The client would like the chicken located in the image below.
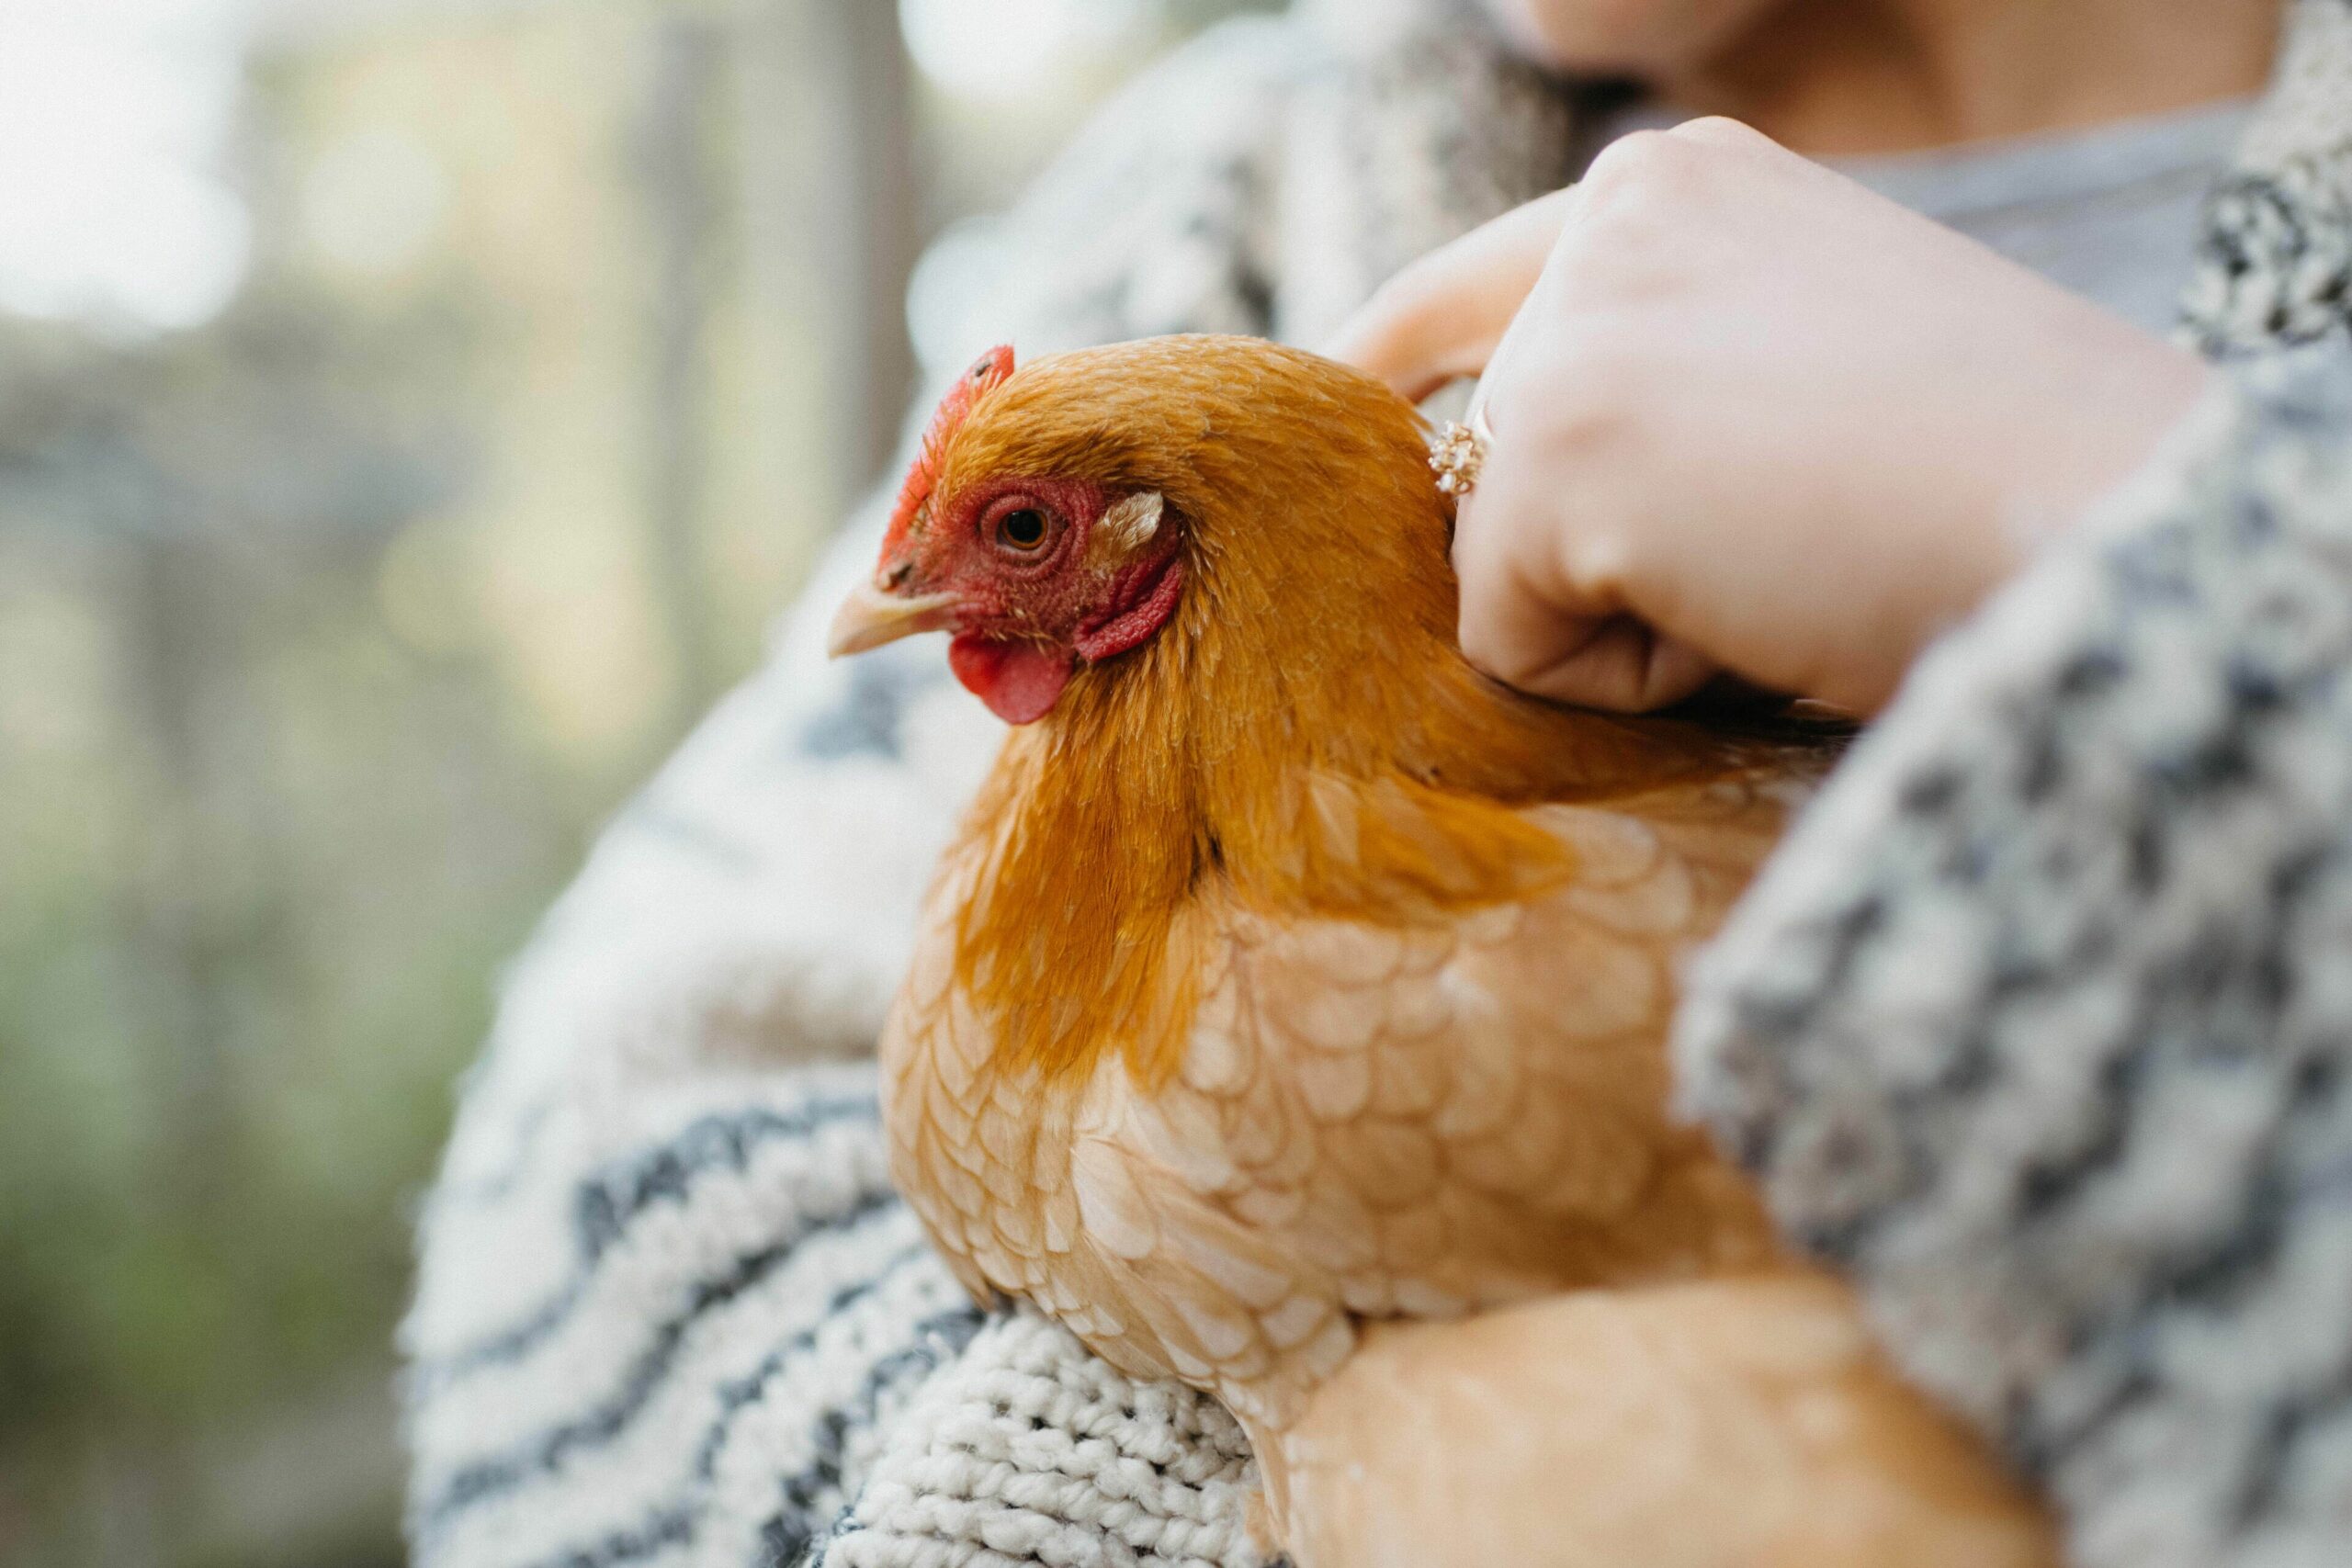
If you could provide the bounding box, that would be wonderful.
[828,334,2049,1563]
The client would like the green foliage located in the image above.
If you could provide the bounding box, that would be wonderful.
[0,295,596,1562]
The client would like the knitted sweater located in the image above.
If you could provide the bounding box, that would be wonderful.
[401,4,2352,1566]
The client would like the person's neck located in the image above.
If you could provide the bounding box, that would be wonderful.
[1661,0,2278,155]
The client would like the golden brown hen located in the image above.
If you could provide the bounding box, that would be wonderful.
[829,334,2048,1564]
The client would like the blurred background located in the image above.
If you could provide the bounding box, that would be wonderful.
[0,2,1272,1563]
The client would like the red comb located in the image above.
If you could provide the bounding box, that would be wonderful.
[883,344,1015,558]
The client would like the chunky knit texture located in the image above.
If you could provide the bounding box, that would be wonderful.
[404,5,2352,1566]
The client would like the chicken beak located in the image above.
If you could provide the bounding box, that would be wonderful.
[826,581,961,658]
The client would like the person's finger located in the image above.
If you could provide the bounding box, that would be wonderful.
[1450,442,1608,694]
[1512,620,1719,712]
[1451,402,1718,713]
[1325,186,1578,400]
[1459,574,1718,711]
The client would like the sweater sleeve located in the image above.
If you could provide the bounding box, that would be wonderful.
[1677,344,2352,1568]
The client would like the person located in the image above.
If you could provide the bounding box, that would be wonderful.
[400,2,2352,1565]
[1333,1,2260,717]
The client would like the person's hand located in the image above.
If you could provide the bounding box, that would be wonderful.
[1329,118,2211,715]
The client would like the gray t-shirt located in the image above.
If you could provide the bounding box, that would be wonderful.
[1832,97,2254,335]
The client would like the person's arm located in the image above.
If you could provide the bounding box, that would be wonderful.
[1331,117,2210,715]
[1679,344,2352,1568]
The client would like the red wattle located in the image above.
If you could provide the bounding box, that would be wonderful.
[1072,556,1185,663]
[948,634,1076,725]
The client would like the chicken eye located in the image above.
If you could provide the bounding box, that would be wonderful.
[997,508,1048,551]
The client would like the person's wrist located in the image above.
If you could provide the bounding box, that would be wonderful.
[1815,333,2201,719]
[1846,330,2211,716]
[2002,327,2213,558]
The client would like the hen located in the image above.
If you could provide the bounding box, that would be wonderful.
[830,335,2048,1563]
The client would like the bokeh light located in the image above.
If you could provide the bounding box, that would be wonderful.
[300,127,451,279]
[897,0,1152,100]
[0,0,251,332]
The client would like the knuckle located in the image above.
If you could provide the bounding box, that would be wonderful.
[1564,133,1708,268]
[1514,352,1639,457]
[1669,115,1766,151]
[1453,613,1508,677]
[1579,128,1690,206]
[1560,522,1642,602]
[1455,611,1544,692]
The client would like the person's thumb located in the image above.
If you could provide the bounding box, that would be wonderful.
[1325,186,1577,401]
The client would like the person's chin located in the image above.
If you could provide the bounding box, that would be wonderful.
[1474,0,1602,72]
[1471,0,1761,79]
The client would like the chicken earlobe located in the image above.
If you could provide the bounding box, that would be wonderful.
[1085,490,1164,566]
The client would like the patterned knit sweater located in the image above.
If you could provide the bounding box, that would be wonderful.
[401,4,2352,1566]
